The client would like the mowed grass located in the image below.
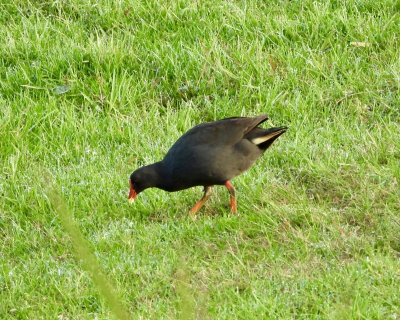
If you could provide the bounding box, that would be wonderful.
[1,0,400,318]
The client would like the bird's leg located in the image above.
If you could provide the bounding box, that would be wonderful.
[224,181,237,214]
[189,186,212,215]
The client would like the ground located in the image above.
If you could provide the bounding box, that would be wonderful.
[1,0,400,319]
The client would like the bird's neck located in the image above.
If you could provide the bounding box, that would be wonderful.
[150,161,174,191]
[145,161,166,189]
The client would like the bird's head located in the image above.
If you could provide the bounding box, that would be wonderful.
[128,165,160,204]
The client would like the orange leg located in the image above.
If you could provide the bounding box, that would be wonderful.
[189,186,212,215]
[224,181,237,214]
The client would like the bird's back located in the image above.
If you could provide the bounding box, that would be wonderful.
[158,115,270,191]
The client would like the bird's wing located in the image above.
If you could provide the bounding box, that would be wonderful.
[169,114,270,148]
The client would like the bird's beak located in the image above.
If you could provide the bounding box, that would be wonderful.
[128,180,137,204]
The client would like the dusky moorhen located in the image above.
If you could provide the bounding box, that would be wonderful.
[129,114,287,214]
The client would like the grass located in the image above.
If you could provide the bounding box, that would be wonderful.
[1,0,400,318]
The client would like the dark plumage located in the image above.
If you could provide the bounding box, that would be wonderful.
[129,114,287,214]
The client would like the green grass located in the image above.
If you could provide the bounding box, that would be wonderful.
[1,0,400,318]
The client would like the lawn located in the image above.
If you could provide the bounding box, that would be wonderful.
[1,0,400,319]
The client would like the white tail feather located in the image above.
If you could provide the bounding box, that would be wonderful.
[251,131,284,145]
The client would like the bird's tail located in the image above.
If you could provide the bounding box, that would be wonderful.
[247,126,288,150]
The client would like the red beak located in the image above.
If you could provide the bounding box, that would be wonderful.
[128,180,137,204]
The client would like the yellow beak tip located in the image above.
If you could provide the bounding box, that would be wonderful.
[128,198,135,204]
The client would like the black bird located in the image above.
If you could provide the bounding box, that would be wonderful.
[129,114,287,214]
